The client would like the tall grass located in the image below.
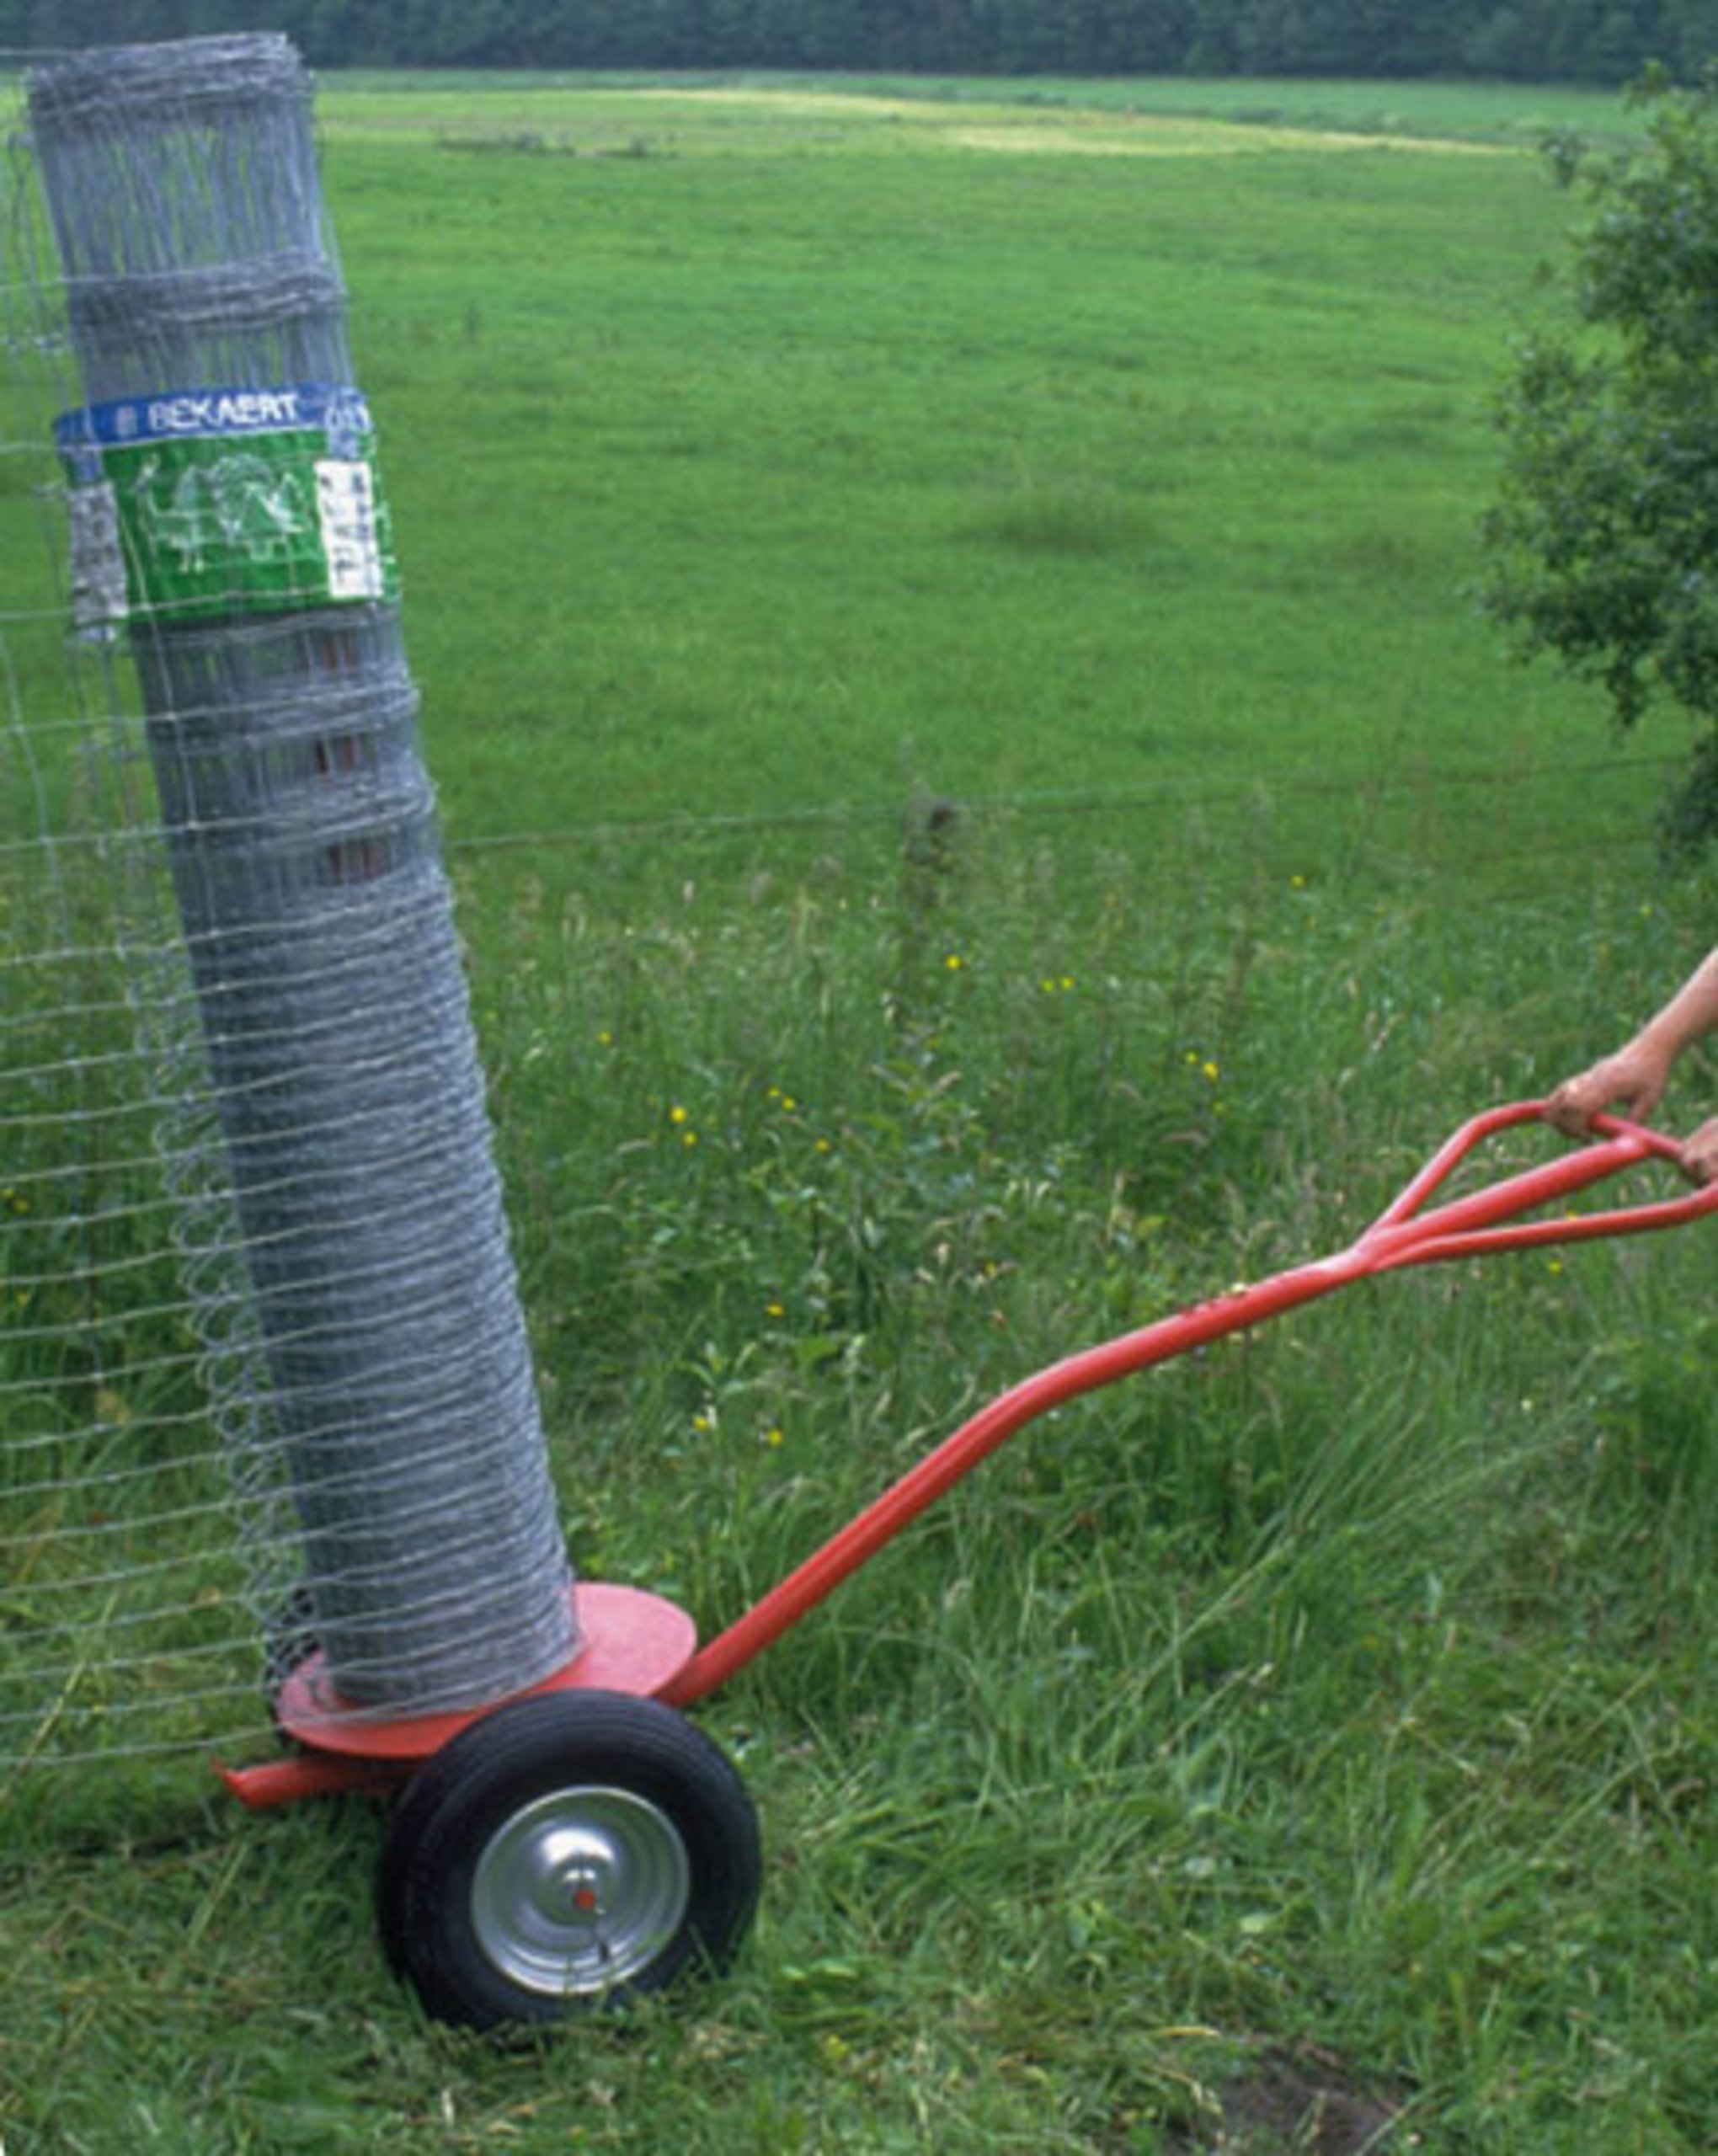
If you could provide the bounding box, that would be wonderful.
[6,806,1717,2148]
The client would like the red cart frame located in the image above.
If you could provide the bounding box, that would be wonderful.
[217,1103,1718,2028]
[226,1101,1718,1809]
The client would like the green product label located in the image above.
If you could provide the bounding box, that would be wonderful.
[56,386,399,627]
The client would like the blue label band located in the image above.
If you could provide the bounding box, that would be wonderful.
[56,384,376,472]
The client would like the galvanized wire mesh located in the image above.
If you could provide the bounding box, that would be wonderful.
[2,33,576,1769]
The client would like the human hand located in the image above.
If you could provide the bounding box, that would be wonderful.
[1678,1117,1718,1185]
[1542,1043,1673,1136]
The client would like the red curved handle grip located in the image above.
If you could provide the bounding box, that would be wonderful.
[1360,1100,1718,1271]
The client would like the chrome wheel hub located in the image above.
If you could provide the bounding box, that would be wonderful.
[471,1785,691,1996]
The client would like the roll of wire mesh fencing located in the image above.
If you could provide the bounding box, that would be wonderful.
[26,34,579,1716]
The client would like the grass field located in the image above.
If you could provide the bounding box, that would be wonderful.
[312,76,1657,853]
[5,72,1718,2156]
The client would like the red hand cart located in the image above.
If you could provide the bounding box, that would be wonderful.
[220,1103,1718,2028]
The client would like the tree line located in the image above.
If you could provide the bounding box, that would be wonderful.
[7,0,1715,85]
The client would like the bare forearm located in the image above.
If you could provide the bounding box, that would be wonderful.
[1631,947,1718,1063]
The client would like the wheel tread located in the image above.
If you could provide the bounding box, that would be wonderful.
[376,1691,760,2029]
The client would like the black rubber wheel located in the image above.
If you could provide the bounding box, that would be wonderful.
[376,1691,762,2030]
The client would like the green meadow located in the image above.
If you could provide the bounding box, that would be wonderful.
[5,75,1718,2154]
[323,79,1639,844]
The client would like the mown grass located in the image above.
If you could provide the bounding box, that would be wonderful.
[4,71,1717,2156]
[312,74,1665,861]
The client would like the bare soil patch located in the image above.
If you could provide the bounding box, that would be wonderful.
[1169,2045,1406,2154]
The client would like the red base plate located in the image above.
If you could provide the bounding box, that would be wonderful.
[221,1582,696,1809]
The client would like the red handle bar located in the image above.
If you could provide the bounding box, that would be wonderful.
[663,1102,1718,1707]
